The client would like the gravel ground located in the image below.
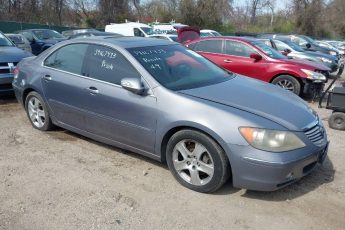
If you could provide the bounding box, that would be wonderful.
[0,89,345,230]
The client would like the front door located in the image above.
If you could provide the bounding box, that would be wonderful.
[82,44,157,154]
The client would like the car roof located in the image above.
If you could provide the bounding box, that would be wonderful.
[192,36,258,43]
[70,36,175,48]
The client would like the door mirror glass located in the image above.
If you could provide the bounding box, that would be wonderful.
[250,53,262,61]
[305,43,311,49]
[121,78,146,95]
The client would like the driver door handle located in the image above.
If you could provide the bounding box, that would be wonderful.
[86,86,99,95]
[43,74,52,81]
[224,59,232,63]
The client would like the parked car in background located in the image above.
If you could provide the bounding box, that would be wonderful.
[185,36,330,96]
[148,34,178,42]
[61,29,99,39]
[12,37,329,192]
[258,34,340,58]
[316,40,345,58]
[260,38,338,73]
[105,22,153,37]
[69,31,120,39]
[16,29,66,55]
[0,31,32,94]
[5,33,32,53]
[200,29,222,37]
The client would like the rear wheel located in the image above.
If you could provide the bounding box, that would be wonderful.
[328,112,345,130]
[166,129,230,193]
[272,75,301,95]
[25,91,54,131]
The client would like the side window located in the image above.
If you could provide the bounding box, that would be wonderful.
[44,44,88,75]
[186,43,197,50]
[194,40,223,53]
[85,45,141,85]
[134,28,144,37]
[274,40,289,51]
[22,32,34,42]
[224,40,256,57]
[262,40,272,47]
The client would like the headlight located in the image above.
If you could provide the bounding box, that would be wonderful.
[330,51,337,56]
[301,69,326,81]
[318,57,332,63]
[239,127,306,152]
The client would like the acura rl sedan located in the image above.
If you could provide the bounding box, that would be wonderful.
[12,37,329,193]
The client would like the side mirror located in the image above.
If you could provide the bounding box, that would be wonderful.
[306,43,311,49]
[121,78,146,95]
[250,53,262,61]
[284,48,291,53]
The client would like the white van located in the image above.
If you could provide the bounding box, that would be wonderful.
[105,22,153,37]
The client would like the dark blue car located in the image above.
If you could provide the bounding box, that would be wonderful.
[16,29,66,55]
[0,31,32,94]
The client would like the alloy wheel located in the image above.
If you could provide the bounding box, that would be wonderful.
[276,79,295,91]
[172,140,214,186]
[27,97,46,128]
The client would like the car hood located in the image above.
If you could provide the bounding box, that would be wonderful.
[283,58,331,71]
[179,76,317,131]
[305,51,337,61]
[38,38,66,44]
[0,46,33,62]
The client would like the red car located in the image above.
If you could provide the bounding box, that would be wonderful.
[184,36,331,96]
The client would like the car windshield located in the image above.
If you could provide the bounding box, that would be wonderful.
[0,33,14,46]
[251,41,287,59]
[127,45,233,91]
[32,30,65,40]
[280,40,305,52]
[7,35,25,44]
[141,27,154,35]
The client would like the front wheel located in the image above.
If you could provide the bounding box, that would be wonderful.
[166,130,230,193]
[271,75,301,95]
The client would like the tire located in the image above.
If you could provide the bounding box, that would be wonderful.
[25,91,54,131]
[271,75,301,95]
[328,112,345,130]
[166,129,231,193]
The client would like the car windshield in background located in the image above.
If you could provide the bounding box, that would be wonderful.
[251,41,288,59]
[283,40,305,52]
[0,33,14,46]
[7,35,25,44]
[32,30,65,40]
[127,45,233,91]
[141,27,154,35]
[170,36,178,42]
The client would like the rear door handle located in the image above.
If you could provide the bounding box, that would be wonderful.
[86,86,99,95]
[43,74,52,81]
[224,59,232,63]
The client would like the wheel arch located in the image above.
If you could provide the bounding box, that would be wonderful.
[159,124,231,167]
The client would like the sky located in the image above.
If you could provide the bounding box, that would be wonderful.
[233,0,290,11]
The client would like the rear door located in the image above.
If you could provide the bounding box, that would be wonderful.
[190,39,227,67]
[82,44,157,154]
[41,43,89,129]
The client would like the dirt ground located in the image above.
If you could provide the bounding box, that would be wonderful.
[0,92,344,230]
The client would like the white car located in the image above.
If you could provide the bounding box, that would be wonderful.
[148,34,178,42]
[105,22,153,37]
[200,29,221,37]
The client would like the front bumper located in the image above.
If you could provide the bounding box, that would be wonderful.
[226,139,328,191]
[0,73,14,94]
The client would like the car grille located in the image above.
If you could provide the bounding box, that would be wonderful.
[0,62,18,74]
[304,124,325,147]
